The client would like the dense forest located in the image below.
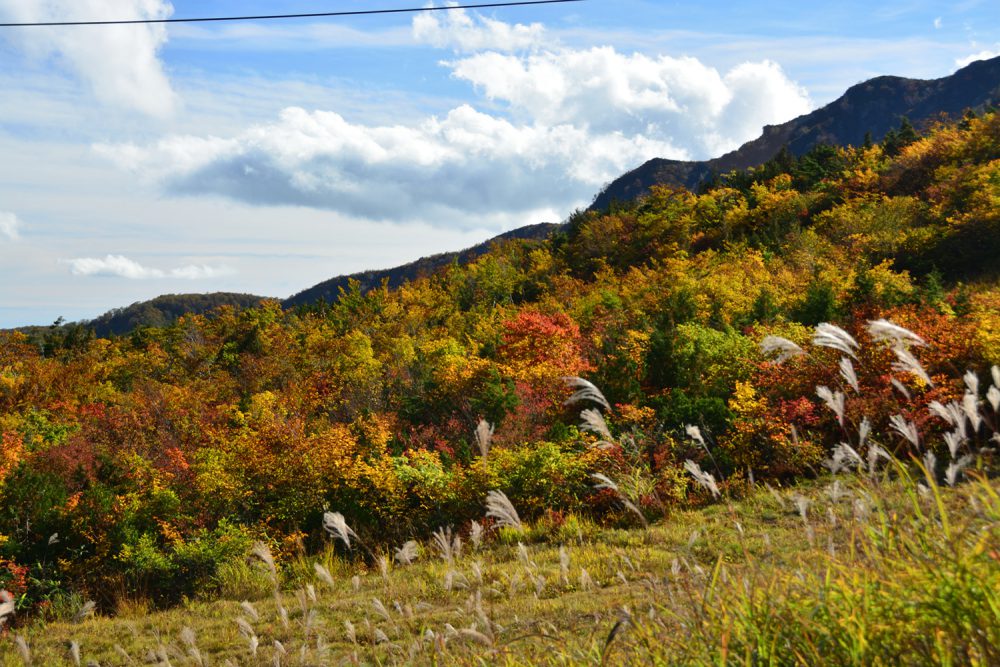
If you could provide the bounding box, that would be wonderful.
[1,111,999,614]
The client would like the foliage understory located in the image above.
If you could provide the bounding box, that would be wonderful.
[2,469,998,666]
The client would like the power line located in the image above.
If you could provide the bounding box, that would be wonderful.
[0,0,584,27]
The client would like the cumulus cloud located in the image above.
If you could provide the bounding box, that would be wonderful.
[0,0,177,116]
[97,105,682,227]
[956,47,1000,68]
[96,14,811,228]
[412,4,546,52]
[65,254,233,279]
[0,211,22,240]
[449,48,811,156]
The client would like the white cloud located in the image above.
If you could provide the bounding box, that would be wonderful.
[412,5,546,52]
[96,18,811,228]
[65,254,233,280]
[449,48,811,156]
[934,17,942,29]
[956,46,1000,68]
[0,0,177,117]
[0,212,22,240]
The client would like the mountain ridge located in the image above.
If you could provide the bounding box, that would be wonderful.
[590,55,1000,210]
[16,56,1000,336]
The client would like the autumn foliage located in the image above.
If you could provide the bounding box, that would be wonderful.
[2,112,1000,612]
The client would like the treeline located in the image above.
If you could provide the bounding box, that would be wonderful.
[1,111,998,611]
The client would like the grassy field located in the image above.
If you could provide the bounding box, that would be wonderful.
[2,466,998,666]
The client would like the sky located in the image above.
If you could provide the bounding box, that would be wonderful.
[0,0,999,328]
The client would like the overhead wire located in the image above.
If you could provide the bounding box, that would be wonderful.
[0,0,584,27]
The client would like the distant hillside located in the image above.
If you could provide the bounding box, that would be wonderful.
[590,55,1000,210]
[283,222,559,308]
[87,292,270,337]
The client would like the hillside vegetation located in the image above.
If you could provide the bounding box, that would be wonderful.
[1,112,999,653]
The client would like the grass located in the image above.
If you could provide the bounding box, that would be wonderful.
[3,466,997,666]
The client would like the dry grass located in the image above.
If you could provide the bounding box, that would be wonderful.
[4,468,997,666]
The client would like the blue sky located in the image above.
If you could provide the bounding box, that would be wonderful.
[0,0,998,328]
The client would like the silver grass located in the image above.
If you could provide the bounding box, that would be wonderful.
[248,633,259,657]
[273,640,286,656]
[459,628,493,646]
[929,400,964,428]
[859,417,871,448]
[313,562,335,588]
[946,455,974,487]
[839,357,860,393]
[824,442,862,474]
[791,494,810,522]
[74,600,96,622]
[372,598,391,622]
[579,568,594,591]
[853,497,870,522]
[374,628,391,644]
[533,573,546,597]
[592,472,620,493]
[485,490,522,531]
[16,635,31,666]
[760,335,804,363]
[113,645,132,664]
[0,592,14,627]
[474,420,494,459]
[580,408,613,442]
[993,365,1000,389]
[943,429,964,460]
[964,370,980,396]
[236,616,254,637]
[322,512,357,549]
[517,541,530,566]
[394,540,419,566]
[469,520,483,549]
[48,533,59,545]
[351,575,361,592]
[251,543,278,584]
[306,583,316,603]
[377,555,389,581]
[813,323,859,358]
[70,641,81,667]
[962,392,983,433]
[432,526,460,563]
[867,318,925,347]
[816,386,846,426]
[889,414,920,448]
[683,459,720,498]
[344,620,357,644]
[240,600,259,622]
[867,444,891,475]
[891,346,933,386]
[559,546,570,586]
[988,385,1000,412]
[561,376,611,411]
[592,473,648,526]
[923,450,937,477]
[891,377,912,400]
[181,627,203,667]
[685,424,706,449]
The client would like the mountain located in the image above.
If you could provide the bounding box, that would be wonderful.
[590,55,1000,211]
[282,222,559,308]
[87,292,270,337]
[21,58,1000,337]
